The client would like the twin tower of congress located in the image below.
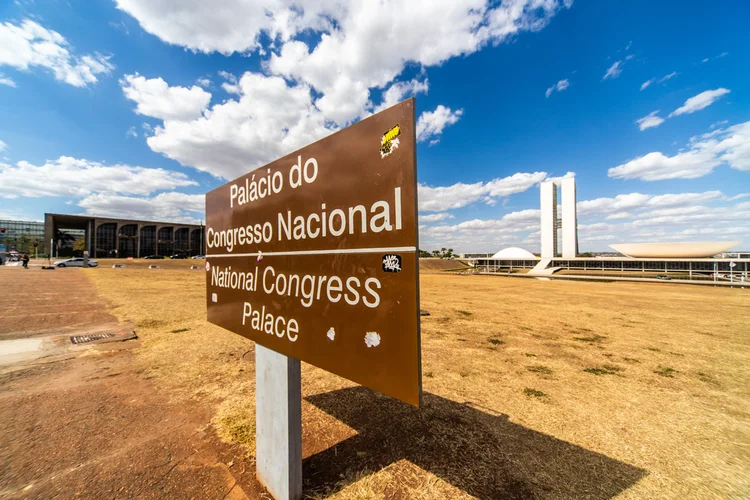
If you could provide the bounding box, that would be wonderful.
[540,177,579,260]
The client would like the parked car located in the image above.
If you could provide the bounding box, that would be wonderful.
[144,255,164,259]
[655,274,671,280]
[191,255,205,259]
[54,258,99,268]
[170,253,188,259]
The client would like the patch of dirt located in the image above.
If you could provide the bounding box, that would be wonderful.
[0,268,116,339]
[0,345,258,499]
[0,266,266,499]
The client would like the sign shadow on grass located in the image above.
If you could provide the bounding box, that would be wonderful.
[303,387,647,499]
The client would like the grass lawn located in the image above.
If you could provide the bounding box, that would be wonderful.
[84,268,750,499]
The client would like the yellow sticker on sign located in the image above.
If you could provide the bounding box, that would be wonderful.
[380,125,401,158]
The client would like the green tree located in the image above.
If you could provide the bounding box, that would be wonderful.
[73,238,86,253]
[8,235,32,254]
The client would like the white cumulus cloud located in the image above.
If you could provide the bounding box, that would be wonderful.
[609,151,721,181]
[115,0,570,123]
[635,110,665,131]
[121,73,212,121]
[0,72,16,87]
[0,156,196,198]
[609,120,750,181]
[670,88,730,117]
[266,0,569,124]
[0,19,114,87]
[416,105,463,143]
[114,0,340,55]
[146,72,336,179]
[115,1,569,174]
[78,192,205,223]
[418,213,454,223]
[418,180,750,253]
[419,171,548,212]
[374,78,429,113]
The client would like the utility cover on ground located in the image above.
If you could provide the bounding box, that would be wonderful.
[205,99,421,406]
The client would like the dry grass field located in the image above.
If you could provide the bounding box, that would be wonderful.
[95,257,206,269]
[418,258,472,273]
[83,268,750,499]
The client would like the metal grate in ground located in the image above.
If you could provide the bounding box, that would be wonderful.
[70,333,116,344]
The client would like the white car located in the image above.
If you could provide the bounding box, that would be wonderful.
[54,257,99,268]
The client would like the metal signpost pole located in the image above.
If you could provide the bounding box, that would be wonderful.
[205,99,421,500]
[255,345,302,500]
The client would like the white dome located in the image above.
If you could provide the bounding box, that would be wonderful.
[491,247,538,259]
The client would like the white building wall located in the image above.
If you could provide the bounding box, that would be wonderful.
[540,181,557,259]
[561,177,578,258]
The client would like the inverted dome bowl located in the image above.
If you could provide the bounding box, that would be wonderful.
[609,242,740,258]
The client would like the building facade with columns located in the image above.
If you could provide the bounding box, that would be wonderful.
[44,213,205,259]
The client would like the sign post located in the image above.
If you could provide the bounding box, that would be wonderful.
[205,99,420,500]
[255,345,302,500]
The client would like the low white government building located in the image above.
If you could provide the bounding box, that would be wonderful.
[470,178,749,283]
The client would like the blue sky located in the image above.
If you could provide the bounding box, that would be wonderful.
[1,0,748,253]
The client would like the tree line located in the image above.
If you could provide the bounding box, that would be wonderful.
[419,248,456,259]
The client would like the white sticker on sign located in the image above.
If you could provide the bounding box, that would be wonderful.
[212,293,218,303]
[364,332,380,348]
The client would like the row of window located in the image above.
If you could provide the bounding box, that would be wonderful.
[94,224,204,257]
[551,260,747,272]
[473,259,749,273]
[0,221,45,239]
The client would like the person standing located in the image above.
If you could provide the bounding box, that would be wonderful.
[22,253,29,269]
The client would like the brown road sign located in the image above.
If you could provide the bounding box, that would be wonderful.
[205,99,421,406]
